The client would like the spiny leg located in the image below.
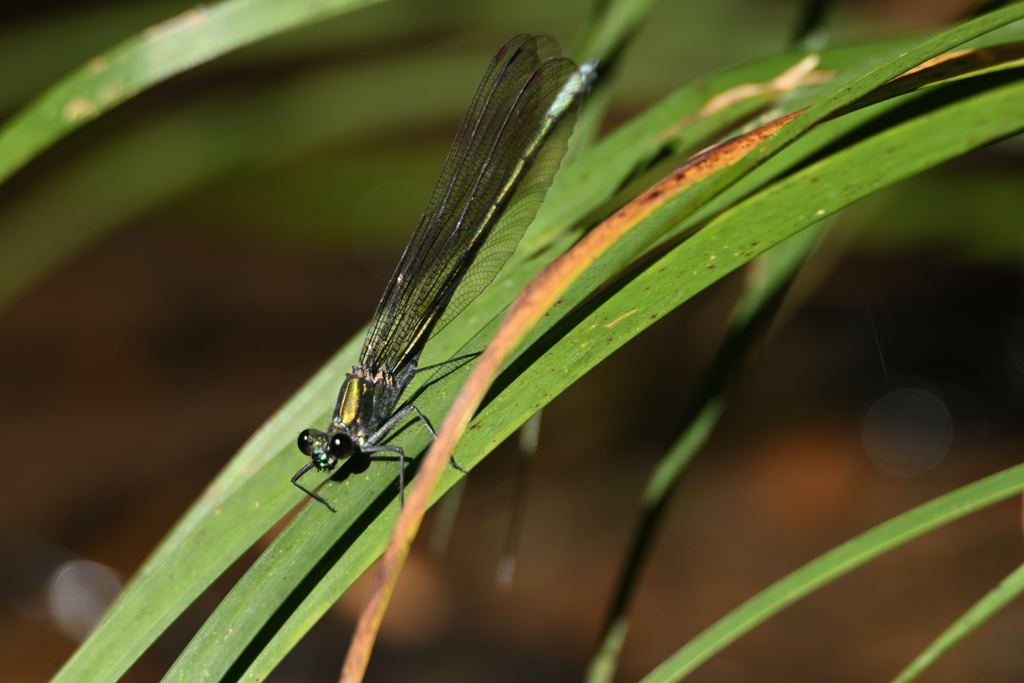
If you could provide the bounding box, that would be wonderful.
[412,353,479,470]
[375,403,436,439]
[291,462,337,512]
[367,405,468,505]
[374,404,468,475]
[414,351,482,375]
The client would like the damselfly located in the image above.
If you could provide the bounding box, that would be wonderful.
[294,35,597,511]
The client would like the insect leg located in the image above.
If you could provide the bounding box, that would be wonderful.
[371,403,434,439]
[414,351,482,375]
[368,404,468,500]
[362,442,406,507]
[394,405,468,475]
[291,462,337,512]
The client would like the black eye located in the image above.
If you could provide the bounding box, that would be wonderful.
[297,430,316,456]
[328,433,353,457]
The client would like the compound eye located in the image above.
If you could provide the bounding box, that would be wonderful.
[297,430,316,455]
[298,429,327,457]
[328,433,353,458]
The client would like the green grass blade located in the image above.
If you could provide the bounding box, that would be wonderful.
[223,46,1024,683]
[569,70,1024,683]
[586,223,830,683]
[0,0,385,188]
[159,357,475,683]
[517,6,1024,367]
[160,6,674,678]
[49,335,366,683]
[0,1,193,113]
[585,397,727,683]
[47,35,742,683]
[0,26,960,314]
[54,12,1024,679]
[0,51,492,308]
[640,465,1024,683]
[471,61,1024,683]
[667,3,1024,239]
[891,561,1024,683]
[513,73,1024,478]
[568,0,663,154]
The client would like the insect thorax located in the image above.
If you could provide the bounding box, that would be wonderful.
[331,366,404,446]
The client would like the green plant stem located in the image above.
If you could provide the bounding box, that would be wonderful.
[496,410,543,589]
[0,0,384,188]
[891,560,1024,683]
[640,465,1024,683]
[585,224,826,683]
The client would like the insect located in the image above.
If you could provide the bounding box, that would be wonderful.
[293,34,597,511]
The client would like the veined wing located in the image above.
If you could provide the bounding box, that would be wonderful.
[360,34,595,372]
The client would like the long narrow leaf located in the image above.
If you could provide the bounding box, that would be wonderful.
[54,10,1024,679]
[224,32,1024,683]
[0,0,384,187]
[146,42,849,683]
[341,6,1024,679]
[891,561,1024,683]
[641,465,1024,683]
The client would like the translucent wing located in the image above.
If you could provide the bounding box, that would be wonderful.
[360,34,593,372]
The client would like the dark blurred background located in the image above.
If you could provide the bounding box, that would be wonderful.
[1,0,1023,681]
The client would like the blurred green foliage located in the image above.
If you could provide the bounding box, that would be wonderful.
[0,0,914,309]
